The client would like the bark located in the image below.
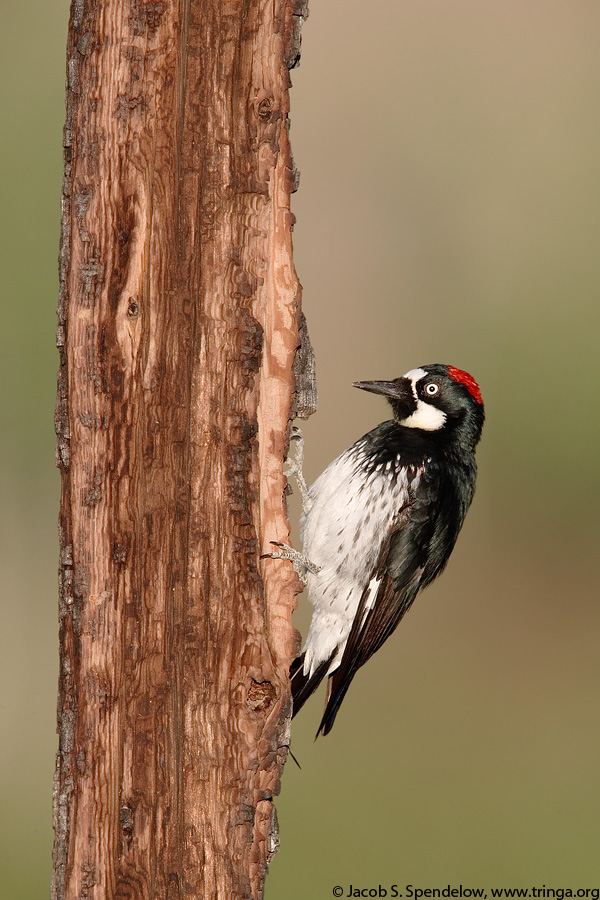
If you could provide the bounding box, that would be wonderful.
[53,1,312,898]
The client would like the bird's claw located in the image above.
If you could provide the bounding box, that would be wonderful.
[261,541,321,586]
[285,426,311,512]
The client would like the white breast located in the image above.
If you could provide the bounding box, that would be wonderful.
[300,443,417,677]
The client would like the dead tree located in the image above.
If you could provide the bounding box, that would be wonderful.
[53,2,314,898]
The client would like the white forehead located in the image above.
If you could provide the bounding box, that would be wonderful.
[404,367,427,384]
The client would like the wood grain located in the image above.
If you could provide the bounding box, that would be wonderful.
[53,1,311,897]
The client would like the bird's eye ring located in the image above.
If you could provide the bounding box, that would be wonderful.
[425,383,439,396]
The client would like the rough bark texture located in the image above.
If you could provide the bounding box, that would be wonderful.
[53,1,312,898]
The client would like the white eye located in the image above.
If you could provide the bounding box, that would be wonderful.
[425,382,439,396]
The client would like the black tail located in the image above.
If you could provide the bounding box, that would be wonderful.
[316,665,358,737]
[290,653,329,718]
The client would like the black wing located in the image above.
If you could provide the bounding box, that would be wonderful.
[317,477,444,736]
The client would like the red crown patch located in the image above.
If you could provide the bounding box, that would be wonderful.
[447,366,483,405]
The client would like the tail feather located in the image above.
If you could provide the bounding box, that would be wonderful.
[290,653,329,718]
[316,665,358,737]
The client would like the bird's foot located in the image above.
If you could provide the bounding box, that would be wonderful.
[285,426,311,514]
[261,541,321,586]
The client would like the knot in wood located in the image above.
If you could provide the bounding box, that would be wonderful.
[119,804,134,835]
[257,98,274,121]
[126,298,139,318]
[247,679,276,712]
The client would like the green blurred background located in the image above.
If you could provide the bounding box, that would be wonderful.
[2,1,599,896]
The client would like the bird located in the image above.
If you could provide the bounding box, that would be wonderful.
[283,363,484,737]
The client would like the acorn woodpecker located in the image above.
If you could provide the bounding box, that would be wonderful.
[287,364,484,736]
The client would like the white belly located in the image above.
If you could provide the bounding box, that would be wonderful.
[300,445,412,676]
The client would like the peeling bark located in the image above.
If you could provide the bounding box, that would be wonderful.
[53,1,314,898]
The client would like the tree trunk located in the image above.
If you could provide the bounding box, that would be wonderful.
[53,1,313,898]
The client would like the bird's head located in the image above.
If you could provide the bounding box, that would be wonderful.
[353,364,485,450]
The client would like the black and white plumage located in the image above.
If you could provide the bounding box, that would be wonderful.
[290,364,485,736]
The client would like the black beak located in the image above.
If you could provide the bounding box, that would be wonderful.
[353,380,404,399]
[352,378,416,420]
